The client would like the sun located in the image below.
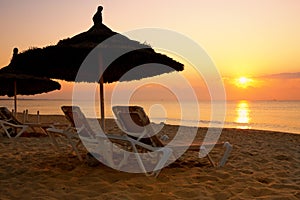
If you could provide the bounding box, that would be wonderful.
[235,76,253,88]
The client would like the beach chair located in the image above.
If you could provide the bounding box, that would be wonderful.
[0,120,29,138]
[112,105,232,167]
[46,106,172,177]
[46,106,96,161]
[0,107,29,137]
[0,107,56,138]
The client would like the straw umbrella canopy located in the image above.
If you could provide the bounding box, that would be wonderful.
[4,6,184,128]
[0,66,61,114]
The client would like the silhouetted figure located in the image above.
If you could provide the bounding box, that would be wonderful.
[11,48,18,64]
[93,6,103,25]
[13,48,18,56]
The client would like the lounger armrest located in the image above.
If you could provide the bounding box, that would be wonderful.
[0,120,28,129]
[46,127,64,134]
[24,122,70,128]
[46,126,78,138]
[218,142,233,167]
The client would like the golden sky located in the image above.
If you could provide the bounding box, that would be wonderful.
[1,0,300,100]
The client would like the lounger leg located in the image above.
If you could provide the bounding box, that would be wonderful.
[0,122,11,138]
[29,126,38,133]
[116,148,130,170]
[199,146,216,167]
[104,140,115,168]
[39,127,49,136]
[130,142,148,174]
[66,136,83,161]
[47,132,61,151]
[14,126,28,138]
[151,148,172,177]
[206,153,216,167]
[95,139,116,168]
[137,147,172,178]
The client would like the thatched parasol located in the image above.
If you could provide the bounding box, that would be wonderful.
[0,65,61,114]
[4,6,184,129]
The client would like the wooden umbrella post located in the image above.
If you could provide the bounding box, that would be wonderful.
[99,78,105,131]
[14,80,17,115]
[99,54,105,131]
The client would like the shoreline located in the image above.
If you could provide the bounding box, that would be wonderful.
[17,113,300,136]
[1,114,299,199]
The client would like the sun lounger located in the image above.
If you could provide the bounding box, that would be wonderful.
[112,105,232,167]
[0,107,28,137]
[46,106,173,177]
[0,120,29,138]
[0,107,58,138]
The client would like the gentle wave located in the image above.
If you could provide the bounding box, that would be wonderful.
[152,117,300,134]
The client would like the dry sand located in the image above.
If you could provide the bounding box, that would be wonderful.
[0,114,299,199]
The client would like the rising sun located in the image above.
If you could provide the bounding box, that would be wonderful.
[235,76,253,88]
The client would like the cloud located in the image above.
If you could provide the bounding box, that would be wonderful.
[258,72,300,79]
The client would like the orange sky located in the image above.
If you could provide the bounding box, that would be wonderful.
[1,0,300,100]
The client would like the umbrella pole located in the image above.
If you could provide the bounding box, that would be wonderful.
[99,79,105,131]
[99,54,105,131]
[14,80,17,115]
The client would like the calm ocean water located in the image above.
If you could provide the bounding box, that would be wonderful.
[1,99,300,134]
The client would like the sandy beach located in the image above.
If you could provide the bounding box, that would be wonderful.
[0,114,299,200]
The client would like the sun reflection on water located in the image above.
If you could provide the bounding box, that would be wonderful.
[235,100,251,129]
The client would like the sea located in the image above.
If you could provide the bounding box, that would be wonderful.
[1,99,300,134]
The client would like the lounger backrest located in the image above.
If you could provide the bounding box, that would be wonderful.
[113,106,164,147]
[0,107,22,125]
[61,106,96,138]
[112,106,149,131]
